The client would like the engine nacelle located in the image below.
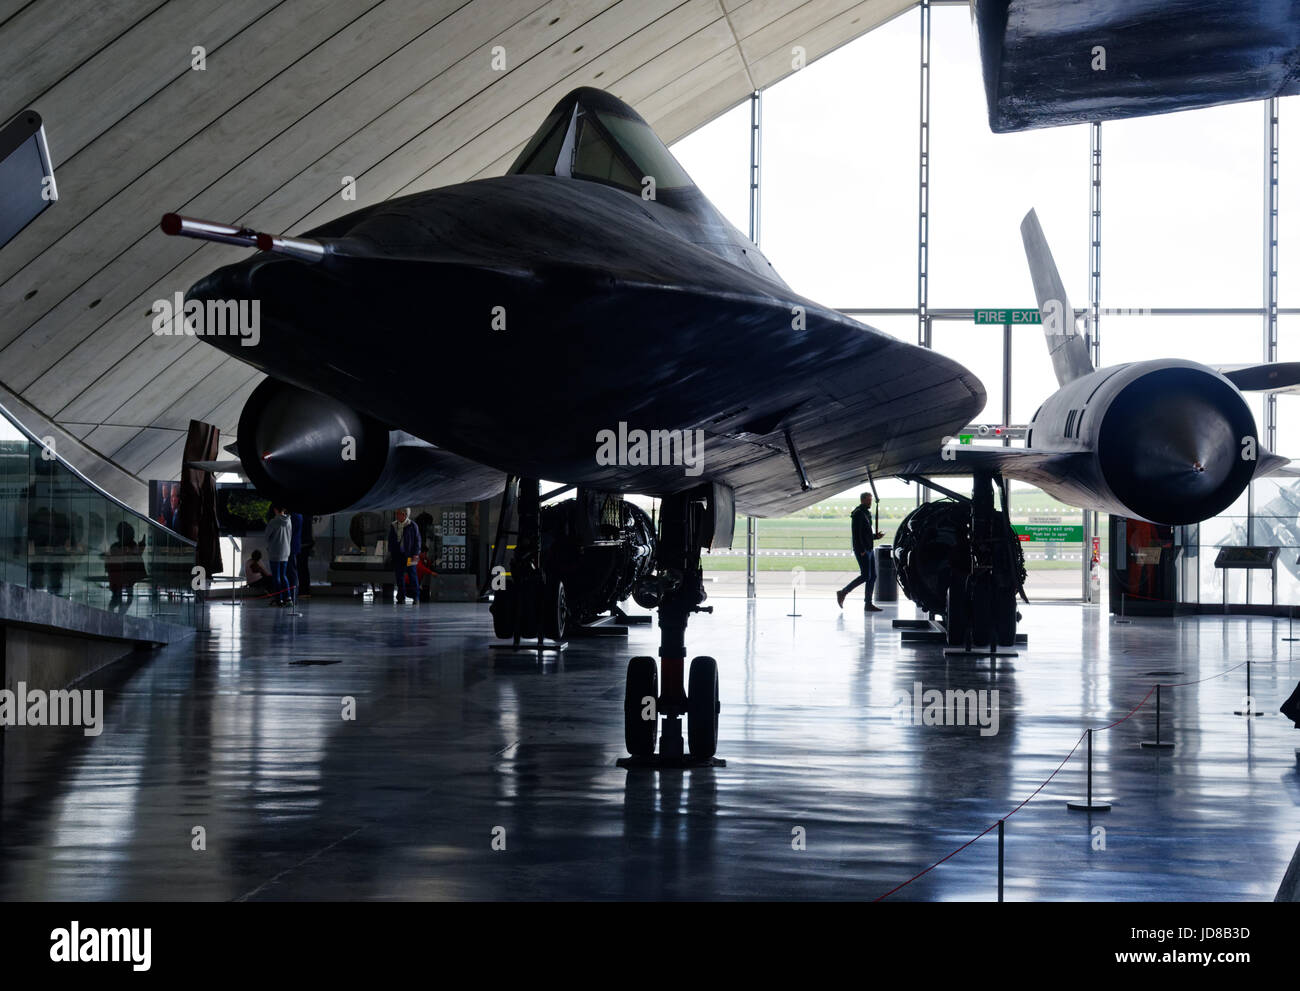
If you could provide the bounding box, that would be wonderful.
[237,379,501,514]
[1028,359,1258,526]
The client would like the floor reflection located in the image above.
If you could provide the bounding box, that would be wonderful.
[0,595,1297,900]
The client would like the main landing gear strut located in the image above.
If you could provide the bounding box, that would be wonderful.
[894,470,1026,652]
[488,477,570,648]
[617,488,724,769]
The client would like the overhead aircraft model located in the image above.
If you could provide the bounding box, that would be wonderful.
[973,0,1300,131]
[159,87,1292,766]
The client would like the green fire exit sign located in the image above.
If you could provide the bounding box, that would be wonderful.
[975,309,1042,325]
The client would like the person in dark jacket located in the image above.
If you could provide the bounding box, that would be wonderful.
[104,521,147,613]
[389,508,421,603]
[836,492,885,611]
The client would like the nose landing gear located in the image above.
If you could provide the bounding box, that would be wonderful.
[617,653,725,769]
[617,488,726,769]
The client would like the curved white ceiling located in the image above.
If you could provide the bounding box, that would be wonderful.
[0,0,913,508]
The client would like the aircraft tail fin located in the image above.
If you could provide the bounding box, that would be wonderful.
[1020,209,1093,387]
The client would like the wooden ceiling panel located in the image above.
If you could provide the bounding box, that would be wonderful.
[0,0,909,493]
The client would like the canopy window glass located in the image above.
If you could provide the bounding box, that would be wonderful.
[510,104,693,194]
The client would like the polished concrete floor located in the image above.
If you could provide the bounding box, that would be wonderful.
[3,590,1299,901]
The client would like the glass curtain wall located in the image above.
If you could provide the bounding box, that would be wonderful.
[677,3,1295,606]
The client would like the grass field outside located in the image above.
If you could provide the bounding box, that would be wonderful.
[723,489,1103,572]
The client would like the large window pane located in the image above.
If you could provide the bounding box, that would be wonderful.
[759,10,919,308]
[1105,102,1263,308]
[670,100,751,234]
[929,4,1088,310]
[1102,314,1260,367]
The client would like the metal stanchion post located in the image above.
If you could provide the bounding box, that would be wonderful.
[997,818,1005,903]
[1142,684,1175,749]
[1068,728,1113,811]
[1283,604,1298,643]
[1233,660,1263,716]
[1115,591,1131,624]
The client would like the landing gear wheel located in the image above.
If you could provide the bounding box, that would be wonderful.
[490,585,516,639]
[994,588,1018,647]
[687,655,720,759]
[969,573,994,648]
[543,578,569,642]
[515,574,541,639]
[945,578,969,648]
[624,656,658,757]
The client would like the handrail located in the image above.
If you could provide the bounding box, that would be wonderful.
[0,399,196,548]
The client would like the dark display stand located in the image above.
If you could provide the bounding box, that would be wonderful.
[1108,516,1181,617]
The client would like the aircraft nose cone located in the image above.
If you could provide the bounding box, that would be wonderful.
[1099,367,1257,525]
[187,263,253,306]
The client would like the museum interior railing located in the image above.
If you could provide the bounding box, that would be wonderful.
[0,401,198,627]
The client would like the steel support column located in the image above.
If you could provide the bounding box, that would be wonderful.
[917,0,932,508]
[1084,121,1103,602]
[1089,122,1102,367]
[918,0,931,350]
[1265,97,1280,453]
[746,89,762,599]
[1248,98,1281,605]
[1002,322,1012,447]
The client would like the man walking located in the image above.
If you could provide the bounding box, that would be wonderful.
[389,508,421,604]
[836,492,885,611]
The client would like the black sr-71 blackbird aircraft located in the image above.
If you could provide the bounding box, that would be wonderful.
[891,208,1300,639]
[162,87,1292,766]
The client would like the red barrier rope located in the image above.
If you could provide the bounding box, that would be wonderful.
[873,729,1089,901]
[873,655,1264,900]
[236,582,299,602]
[228,574,437,603]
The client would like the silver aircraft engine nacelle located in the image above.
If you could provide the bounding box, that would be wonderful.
[1028,358,1259,526]
[236,378,493,514]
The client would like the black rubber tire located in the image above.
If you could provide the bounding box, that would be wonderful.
[490,586,516,639]
[515,573,540,639]
[624,656,658,757]
[543,578,570,642]
[970,573,994,648]
[687,655,720,759]
[995,588,1018,647]
[945,578,969,648]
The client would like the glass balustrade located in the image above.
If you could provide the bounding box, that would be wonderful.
[0,402,198,627]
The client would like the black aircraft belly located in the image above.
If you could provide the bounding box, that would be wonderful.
[187,176,984,516]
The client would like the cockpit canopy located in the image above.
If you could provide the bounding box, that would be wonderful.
[508,87,693,195]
